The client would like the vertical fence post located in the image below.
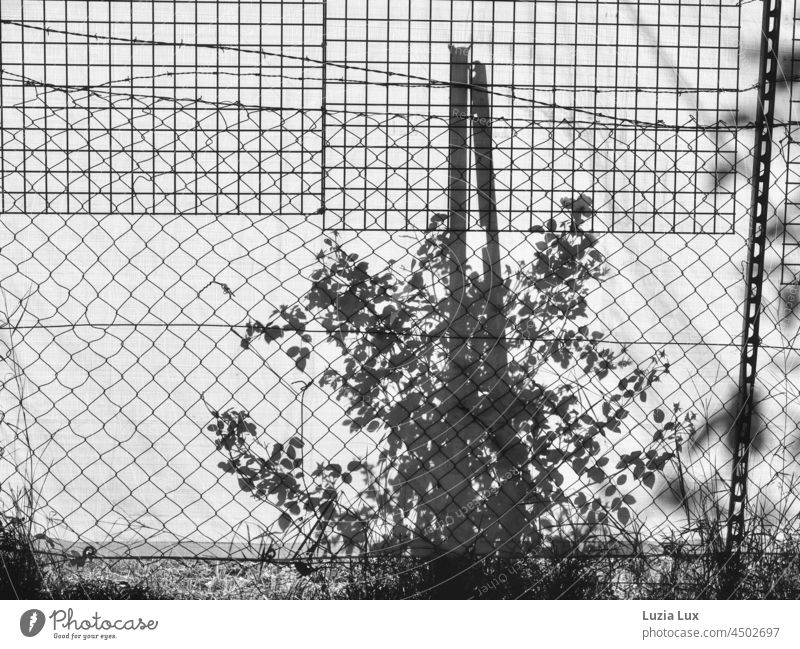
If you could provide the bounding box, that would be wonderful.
[723,0,782,594]
[425,44,473,593]
[470,63,503,282]
[445,45,472,401]
[469,61,525,472]
[470,61,508,389]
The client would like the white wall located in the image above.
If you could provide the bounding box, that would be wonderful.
[1,0,798,555]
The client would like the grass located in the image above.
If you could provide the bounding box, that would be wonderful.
[0,514,43,598]
[3,545,800,600]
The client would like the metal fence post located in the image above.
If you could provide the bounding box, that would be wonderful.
[470,60,526,471]
[723,0,782,592]
[444,45,471,404]
[470,61,508,392]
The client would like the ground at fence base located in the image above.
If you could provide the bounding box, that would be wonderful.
[4,550,800,600]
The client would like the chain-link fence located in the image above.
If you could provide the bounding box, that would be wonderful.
[1,0,799,592]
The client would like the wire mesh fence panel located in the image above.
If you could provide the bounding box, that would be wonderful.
[0,0,798,574]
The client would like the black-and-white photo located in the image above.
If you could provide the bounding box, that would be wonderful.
[1,0,799,618]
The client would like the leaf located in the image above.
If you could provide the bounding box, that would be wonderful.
[277,512,292,531]
[572,457,589,475]
[653,407,665,424]
[295,348,311,372]
[586,466,606,483]
[642,472,656,489]
[263,325,284,343]
[618,507,631,525]
[341,473,352,484]
[347,460,362,472]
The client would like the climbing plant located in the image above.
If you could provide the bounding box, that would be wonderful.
[211,196,695,558]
